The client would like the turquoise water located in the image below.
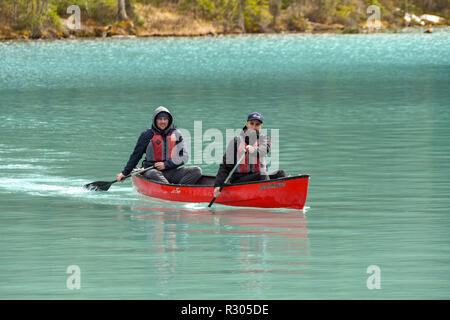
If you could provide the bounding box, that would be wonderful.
[1,32,449,299]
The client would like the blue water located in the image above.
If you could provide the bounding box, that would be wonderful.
[0,31,449,299]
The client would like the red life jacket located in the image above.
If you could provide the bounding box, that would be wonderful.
[236,139,261,173]
[147,133,177,162]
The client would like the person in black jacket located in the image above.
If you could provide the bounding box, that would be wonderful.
[116,106,202,185]
[213,112,286,198]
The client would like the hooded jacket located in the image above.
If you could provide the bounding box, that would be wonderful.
[121,107,189,176]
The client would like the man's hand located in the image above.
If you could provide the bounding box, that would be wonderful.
[116,173,126,182]
[155,162,165,171]
[245,145,256,153]
[213,187,221,198]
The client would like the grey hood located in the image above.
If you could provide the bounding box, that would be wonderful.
[151,106,174,135]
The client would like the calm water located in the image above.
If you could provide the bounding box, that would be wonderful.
[0,31,449,299]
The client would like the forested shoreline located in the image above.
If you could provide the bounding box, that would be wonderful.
[0,0,448,40]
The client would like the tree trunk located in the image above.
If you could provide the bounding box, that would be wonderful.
[425,0,434,11]
[118,0,128,21]
[13,0,18,24]
[125,0,135,20]
[269,0,281,29]
[30,0,48,38]
[238,0,245,32]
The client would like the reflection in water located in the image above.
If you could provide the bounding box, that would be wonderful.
[126,206,309,281]
[129,207,308,237]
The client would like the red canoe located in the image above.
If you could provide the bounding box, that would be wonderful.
[131,174,310,210]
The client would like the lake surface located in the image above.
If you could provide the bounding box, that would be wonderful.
[0,31,449,299]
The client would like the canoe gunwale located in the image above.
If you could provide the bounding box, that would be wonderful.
[133,173,310,189]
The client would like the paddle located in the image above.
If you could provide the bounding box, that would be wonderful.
[84,166,155,191]
[208,151,248,207]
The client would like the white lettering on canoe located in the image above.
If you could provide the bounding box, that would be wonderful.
[171,187,181,194]
[260,182,285,190]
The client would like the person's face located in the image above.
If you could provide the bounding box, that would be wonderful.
[246,120,263,131]
[156,117,169,131]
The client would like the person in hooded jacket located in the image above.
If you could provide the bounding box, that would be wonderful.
[116,106,202,185]
[213,112,286,199]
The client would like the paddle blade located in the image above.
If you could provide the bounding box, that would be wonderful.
[83,180,115,191]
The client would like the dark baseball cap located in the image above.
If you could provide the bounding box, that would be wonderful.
[247,112,263,123]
